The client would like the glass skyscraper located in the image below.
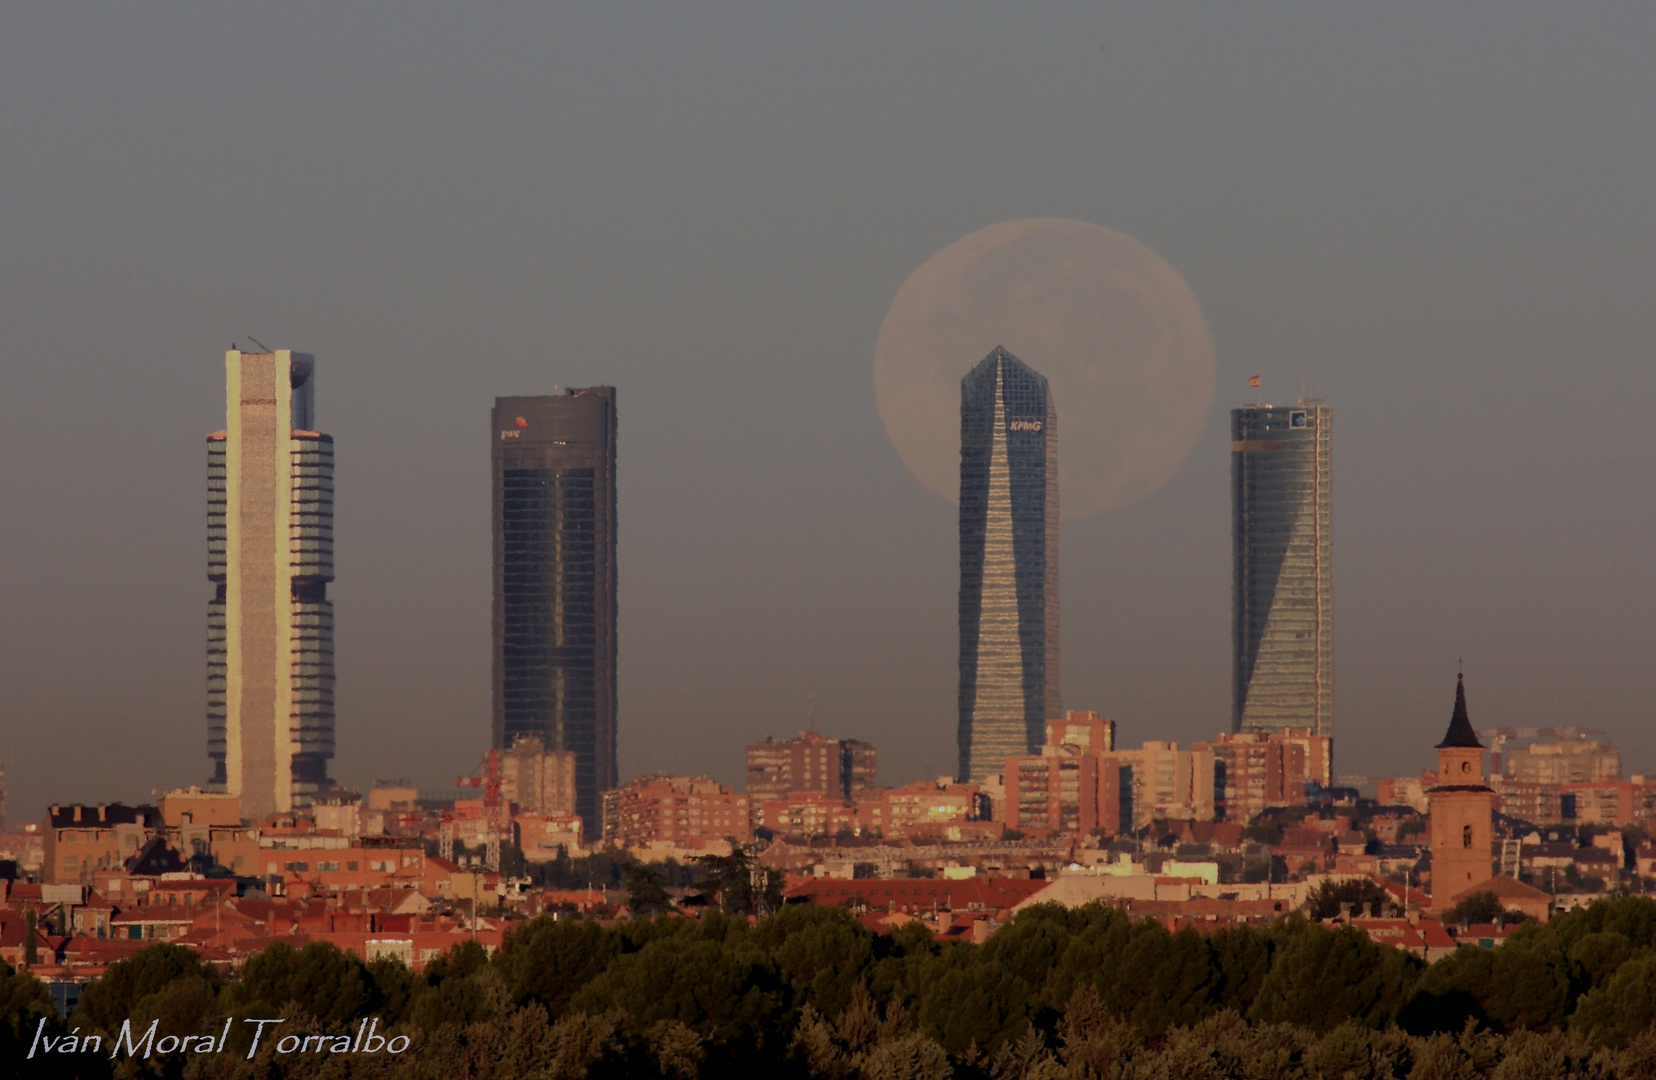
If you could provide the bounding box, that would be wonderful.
[492,389,618,835]
[1231,401,1333,741]
[958,347,1060,782]
[208,349,335,818]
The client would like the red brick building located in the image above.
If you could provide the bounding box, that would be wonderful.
[600,776,752,850]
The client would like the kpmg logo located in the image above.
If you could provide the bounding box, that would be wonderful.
[1007,419,1043,432]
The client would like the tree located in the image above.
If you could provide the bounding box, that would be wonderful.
[1482,927,1575,1032]
[1442,891,1505,925]
[367,954,417,1026]
[407,947,501,1030]
[571,933,788,1054]
[1306,877,1397,920]
[1567,931,1631,995]
[1573,953,1656,1049]
[0,962,57,1058]
[1399,942,1496,1035]
[1249,923,1418,1031]
[753,905,876,1018]
[225,940,376,1027]
[72,943,218,1034]
[493,916,619,1017]
[915,958,1030,1054]
[628,864,674,916]
[1208,924,1274,1015]
[1085,920,1224,1038]
[695,846,782,916]
[981,904,1075,1002]
[1037,903,1134,1013]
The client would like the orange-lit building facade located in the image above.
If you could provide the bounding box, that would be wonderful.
[600,776,752,850]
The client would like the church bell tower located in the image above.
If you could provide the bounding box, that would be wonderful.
[1428,674,1495,906]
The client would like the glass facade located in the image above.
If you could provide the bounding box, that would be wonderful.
[288,433,335,797]
[958,347,1059,782]
[1231,402,1333,740]
[493,391,617,835]
[207,437,228,772]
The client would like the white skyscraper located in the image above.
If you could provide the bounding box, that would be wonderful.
[208,349,335,819]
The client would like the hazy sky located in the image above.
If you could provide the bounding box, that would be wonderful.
[2,5,1653,820]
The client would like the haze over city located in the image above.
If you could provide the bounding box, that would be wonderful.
[2,4,1654,821]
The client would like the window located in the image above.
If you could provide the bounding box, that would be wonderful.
[1463,825,1473,849]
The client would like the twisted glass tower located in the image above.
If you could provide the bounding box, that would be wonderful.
[208,349,335,819]
[958,347,1059,782]
[492,390,618,836]
[1231,401,1333,740]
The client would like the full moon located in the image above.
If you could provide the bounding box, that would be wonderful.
[873,219,1216,520]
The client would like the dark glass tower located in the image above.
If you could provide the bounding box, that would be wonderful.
[1231,401,1333,740]
[958,347,1060,782]
[492,389,617,835]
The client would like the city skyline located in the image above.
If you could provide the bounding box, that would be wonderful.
[3,7,1654,818]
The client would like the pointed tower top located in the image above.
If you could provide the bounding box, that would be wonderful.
[1436,673,1483,749]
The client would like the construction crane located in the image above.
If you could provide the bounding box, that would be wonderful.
[438,814,455,864]
[457,749,505,876]
[1476,727,1607,775]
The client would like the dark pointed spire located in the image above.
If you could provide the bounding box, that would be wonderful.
[1436,672,1483,749]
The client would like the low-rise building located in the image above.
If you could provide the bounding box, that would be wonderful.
[1349,919,1458,962]
[1002,718,1115,838]
[1377,775,1431,814]
[500,737,578,815]
[158,789,243,828]
[1198,731,1311,823]
[858,779,989,839]
[601,776,752,851]
[42,804,163,885]
[760,793,858,838]
[746,731,877,821]
[1100,742,1216,829]
[1562,778,1656,826]
[514,811,584,860]
[1504,738,1621,786]
[1493,779,1565,825]
[1004,748,1097,838]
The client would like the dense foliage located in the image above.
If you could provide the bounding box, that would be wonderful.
[15,895,1656,1077]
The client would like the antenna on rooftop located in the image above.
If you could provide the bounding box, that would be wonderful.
[247,336,272,353]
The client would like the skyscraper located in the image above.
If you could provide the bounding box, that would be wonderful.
[958,347,1059,782]
[1231,400,1333,741]
[492,390,618,835]
[208,349,335,819]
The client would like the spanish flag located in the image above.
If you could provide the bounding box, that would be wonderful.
[1248,375,1261,388]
